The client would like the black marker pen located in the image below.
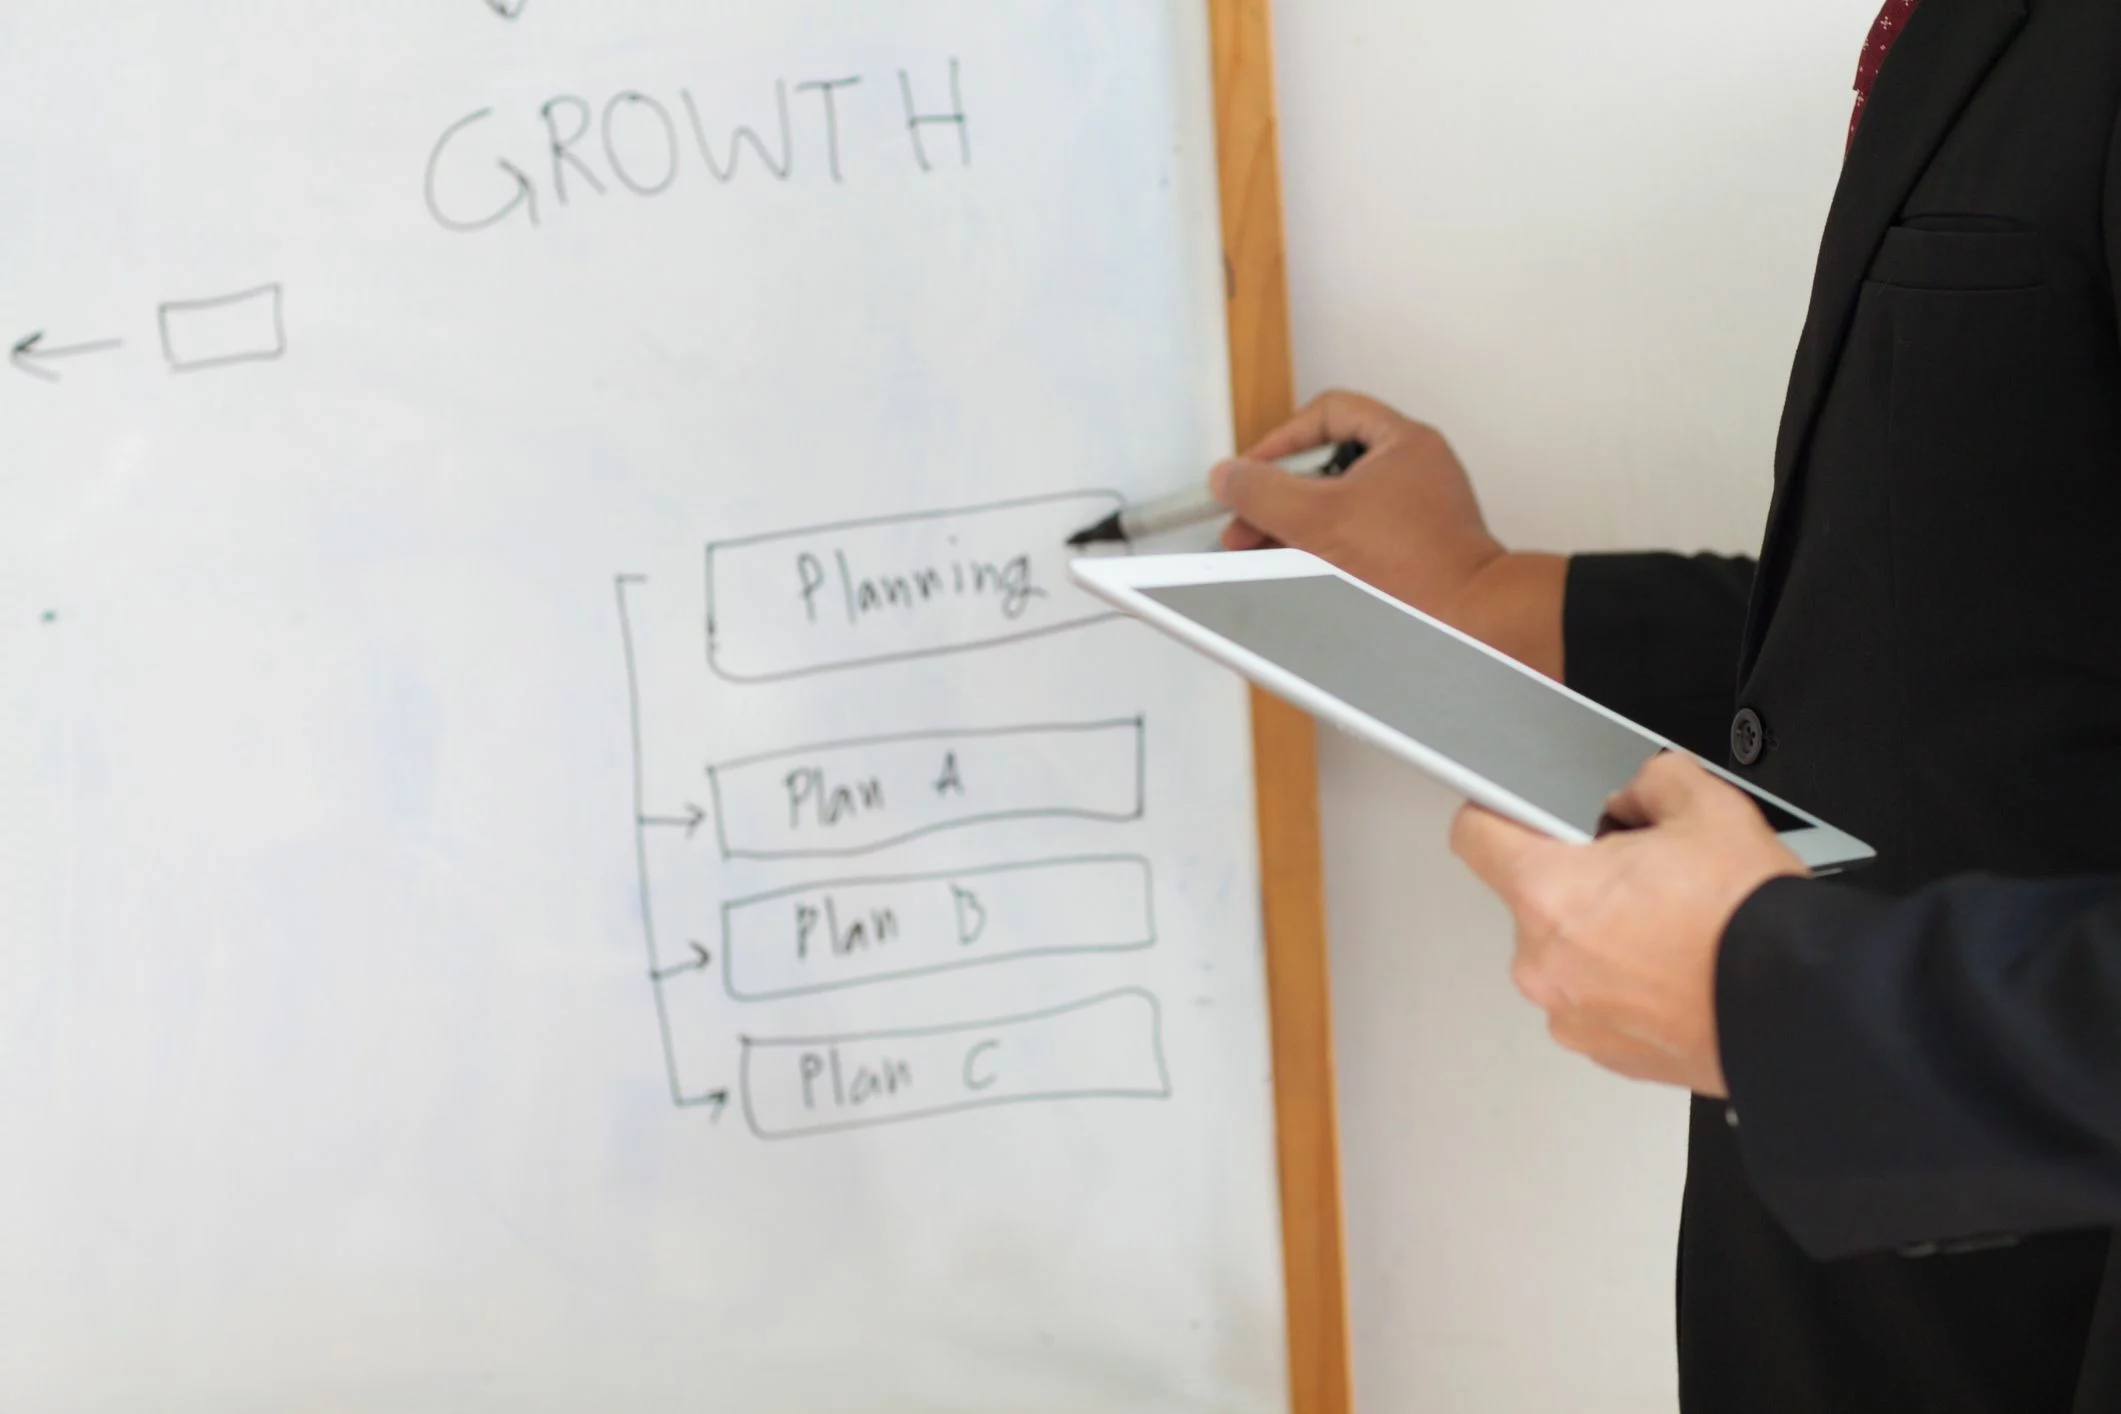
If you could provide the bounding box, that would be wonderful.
[1065,441,1367,548]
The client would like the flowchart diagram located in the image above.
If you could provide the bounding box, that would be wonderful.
[11,13,1176,1149]
[618,491,1177,1142]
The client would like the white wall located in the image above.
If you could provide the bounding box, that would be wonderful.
[1269,4,1878,1410]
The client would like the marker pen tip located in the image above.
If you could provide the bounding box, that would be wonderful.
[1065,511,1125,548]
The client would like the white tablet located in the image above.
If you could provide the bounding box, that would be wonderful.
[1072,549,1873,874]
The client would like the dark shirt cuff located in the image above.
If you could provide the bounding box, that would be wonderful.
[1563,552,1752,761]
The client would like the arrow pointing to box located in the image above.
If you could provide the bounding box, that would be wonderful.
[640,803,708,838]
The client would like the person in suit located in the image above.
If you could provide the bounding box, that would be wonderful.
[1210,1,2121,1409]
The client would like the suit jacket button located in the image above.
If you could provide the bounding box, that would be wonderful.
[1731,708,1766,766]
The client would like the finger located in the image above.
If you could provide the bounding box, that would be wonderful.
[1208,457,1340,549]
[1605,750,1715,828]
[1449,802,1564,895]
[1220,518,1276,552]
[1241,390,1409,464]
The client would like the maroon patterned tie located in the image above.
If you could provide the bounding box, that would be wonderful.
[1851,0,1924,145]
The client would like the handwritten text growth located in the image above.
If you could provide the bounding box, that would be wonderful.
[425,59,971,233]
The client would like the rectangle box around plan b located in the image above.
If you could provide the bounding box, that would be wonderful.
[706,718,1146,860]
[740,989,1170,1140]
[705,492,1124,682]
[721,855,1155,1001]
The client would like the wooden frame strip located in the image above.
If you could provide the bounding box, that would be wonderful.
[1207,5,1356,1413]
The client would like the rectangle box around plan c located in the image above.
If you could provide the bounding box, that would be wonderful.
[721,855,1155,1000]
[740,989,1170,1140]
[705,492,1124,682]
[706,718,1145,859]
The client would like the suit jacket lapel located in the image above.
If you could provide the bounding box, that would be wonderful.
[1739,0,2027,675]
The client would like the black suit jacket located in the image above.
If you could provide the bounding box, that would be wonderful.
[1561,0,2121,1408]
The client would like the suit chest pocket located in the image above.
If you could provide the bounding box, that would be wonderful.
[1871,220,2044,485]
[1870,221,2047,629]
[1869,218,2042,291]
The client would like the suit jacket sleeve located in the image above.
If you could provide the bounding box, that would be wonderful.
[1569,553,2121,1256]
[1562,551,1754,759]
[1719,876,2121,1260]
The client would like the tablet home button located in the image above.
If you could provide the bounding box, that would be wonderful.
[1731,708,1766,766]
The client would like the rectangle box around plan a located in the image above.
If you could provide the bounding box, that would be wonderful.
[741,988,1170,1140]
[705,492,1124,682]
[722,855,1155,1001]
[706,719,1146,859]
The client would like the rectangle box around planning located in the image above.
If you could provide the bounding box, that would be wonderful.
[705,493,1123,681]
[721,855,1155,1000]
[706,718,1145,859]
[740,988,1170,1140]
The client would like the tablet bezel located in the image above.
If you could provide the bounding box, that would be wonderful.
[1072,548,1874,875]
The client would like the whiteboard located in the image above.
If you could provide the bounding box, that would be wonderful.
[0,4,1289,1410]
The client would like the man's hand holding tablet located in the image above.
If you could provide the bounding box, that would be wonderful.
[1450,752,1808,1098]
[1072,408,1871,1099]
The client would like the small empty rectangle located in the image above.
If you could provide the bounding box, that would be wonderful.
[707,718,1144,859]
[722,855,1155,1000]
[705,493,1123,681]
[159,284,285,372]
[740,988,1169,1140]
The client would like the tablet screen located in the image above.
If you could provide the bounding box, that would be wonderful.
[1141,573,1806,836]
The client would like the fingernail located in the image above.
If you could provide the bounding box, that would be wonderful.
[1208,460,1235,501]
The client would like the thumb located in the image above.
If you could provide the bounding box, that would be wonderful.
[1209,457,1335,546]
[1605,750,1713,829]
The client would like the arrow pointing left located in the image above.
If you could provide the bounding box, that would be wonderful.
[11,331,124,383]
